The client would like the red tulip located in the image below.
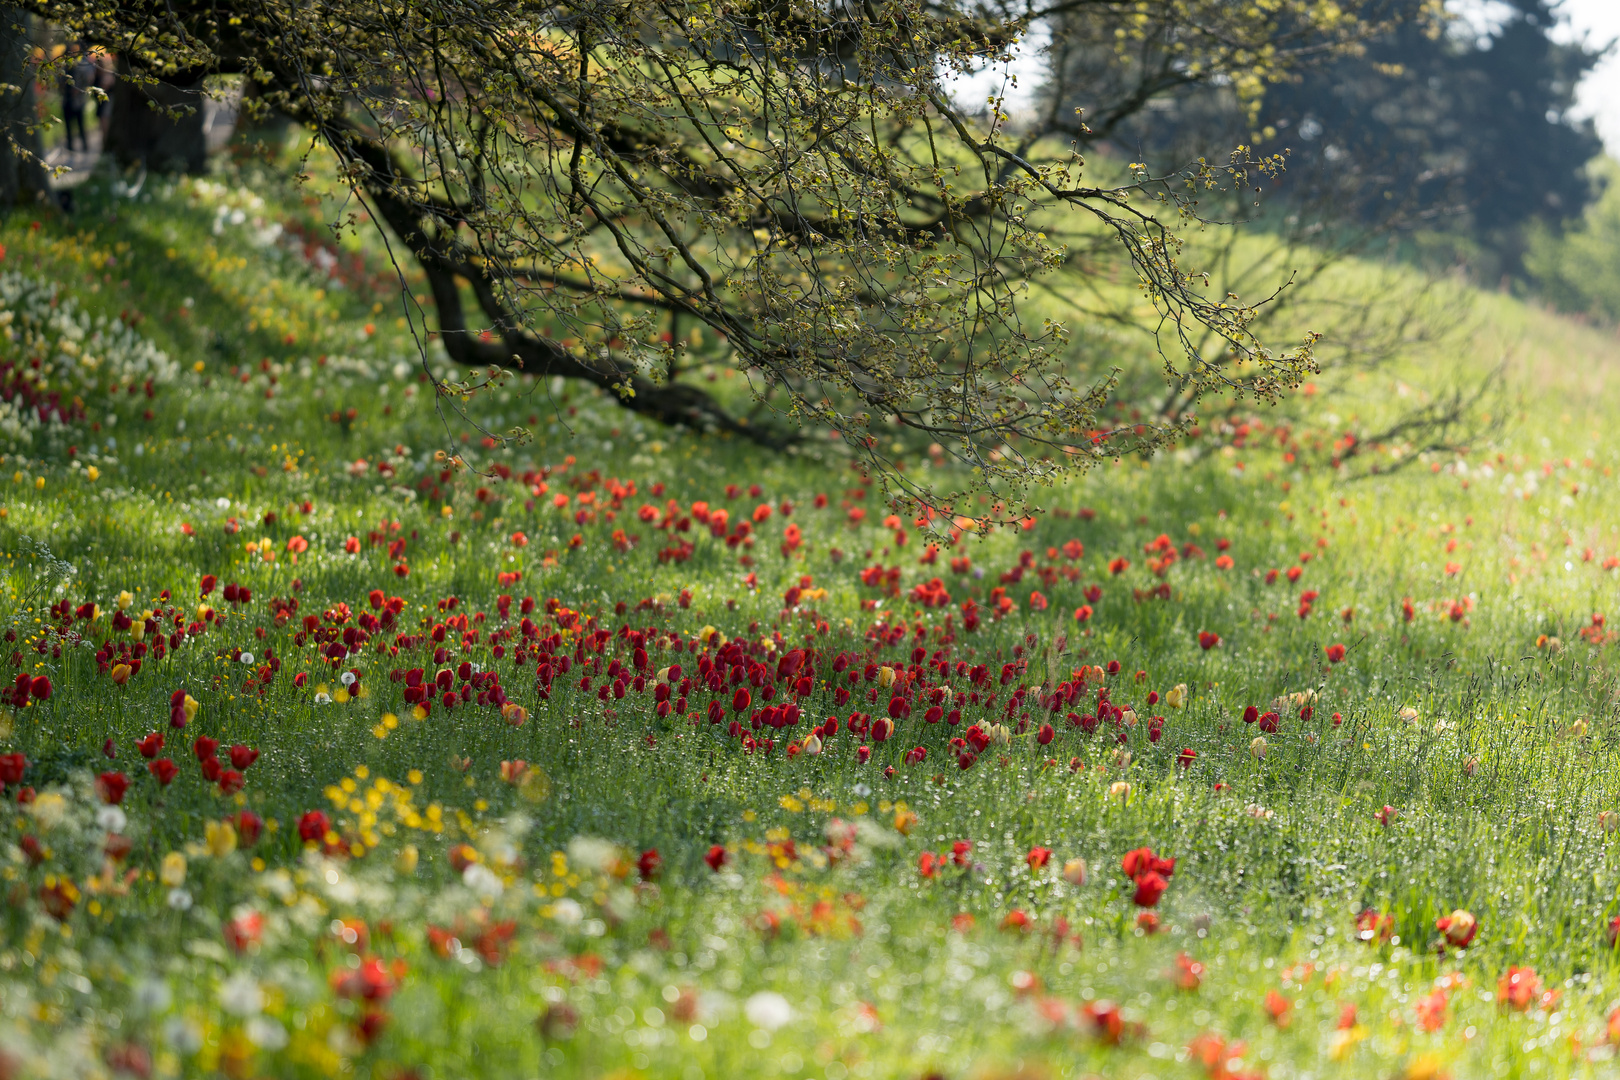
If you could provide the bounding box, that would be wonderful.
[225,911,264,955]
[1132,871,1169,908]
[704,844,728,871]
[1497,967,1551,1012]
[1120,847,1176,880]
[1265,990,1292,1026]
[234,811,264,846]
[136,732,164,758]
[147,758,179,785]
[228,745,259,770]
[193,735,218,762]
[95,771,129,804]
[29,675,51,700]
[1173,952,1204,990]
[0,753,26,785]
[1198,631,1220,650]
[298,810,331,842]
[1435,909,1477,949]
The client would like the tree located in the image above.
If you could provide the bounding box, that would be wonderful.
[1032,1,1572,472]
[1070,1,1604,260]
[102,57,209,175]
[1525,158,1620,325]
[29,0,1384,515]
[0,6,46,207]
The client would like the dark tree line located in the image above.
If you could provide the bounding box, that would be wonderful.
[1053,0,1606,265]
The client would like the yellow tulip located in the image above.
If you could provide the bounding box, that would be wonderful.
[205,821,238,857]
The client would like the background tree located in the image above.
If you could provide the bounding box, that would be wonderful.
[1525,157,1620,324]
[102,56,209,176]
[1029,0,1600,473]
[1061,0,1605,269]
[0,6,46,207]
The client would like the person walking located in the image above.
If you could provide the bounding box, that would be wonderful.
[59,44,89,152]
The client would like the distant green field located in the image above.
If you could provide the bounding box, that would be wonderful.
[5,165,1620,1080]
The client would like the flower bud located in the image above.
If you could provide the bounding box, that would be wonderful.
[1249,736,1268,760]
[1062,857,1088,886]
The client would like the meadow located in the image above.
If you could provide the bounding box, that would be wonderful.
[4,163,1620,1080]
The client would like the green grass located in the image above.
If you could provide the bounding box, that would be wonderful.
[4,164,1620,1080]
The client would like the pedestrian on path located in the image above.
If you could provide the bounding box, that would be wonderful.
[59,44,92,152]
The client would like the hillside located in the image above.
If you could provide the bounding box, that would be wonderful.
[4,169,1620,1079]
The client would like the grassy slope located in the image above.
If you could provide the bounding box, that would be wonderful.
[3,167,1620,1079]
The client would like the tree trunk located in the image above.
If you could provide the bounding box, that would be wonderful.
[0,6,46,208]
[104,56,207,174]
[229,75,289,160]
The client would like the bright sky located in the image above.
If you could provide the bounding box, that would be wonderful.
[1560,0,1620,156]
